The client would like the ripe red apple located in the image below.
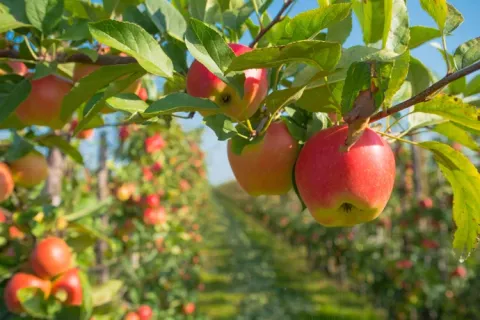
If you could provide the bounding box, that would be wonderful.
[143,207,167,225]
[421,239,439,249]
[143,194,160,208]
[9,151,49,188]
[70,119,94,140]
[183,302,196,315]
[142,167,153,182]
[0,208,7,223]
[396,259,413,270]
[137,305,153,320]
[295,125,395,227]
[179,179,191,192]
[228,122,299,196]
[0,163,14,202]
[0,61,28,76]
[30,237,72,279]
[119,126,130,141]
[4,273,51,313]
[124,312,140,320]
[145,134,166,154]
[419,197,433,209]
[451,266,467,279]
[15,75,72,129]
[9,226,25,240]
[151,161,163,172]
[52,268,82,306]
[186,43,268,121]
[137,87,148,101]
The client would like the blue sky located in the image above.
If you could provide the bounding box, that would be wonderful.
[178,0,480,185]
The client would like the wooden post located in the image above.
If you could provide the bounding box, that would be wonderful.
[95,132,110,284]
[45,147,64,206]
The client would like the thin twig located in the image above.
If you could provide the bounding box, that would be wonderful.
[370,60,480,123]
[249,0,294,48]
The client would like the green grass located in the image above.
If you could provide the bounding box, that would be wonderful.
[198,194,384,320]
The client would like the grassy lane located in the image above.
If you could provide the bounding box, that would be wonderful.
[198,194,382,320]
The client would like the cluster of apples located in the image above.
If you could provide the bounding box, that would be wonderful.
[186,43,396,227]
[4,237,82,313]
[0,151,49,202]
[124,305,153,320]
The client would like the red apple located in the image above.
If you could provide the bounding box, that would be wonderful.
[9,151,49,188]
[295,125,395,227]
[396,259,413,270]
[70,119,94,140]
[0,163,14,202]
[143,194,160,208]
[186,43,268,121]
[179,179,191,192]
[228,121,299,196]
[119,126,130,141]
[4,273,51,313]
[451,266,467,279]
[30,237,72,279]
[124,312,140,320]
[143,207,167,225]
[52,268,82,306]
[183,302,196,315]
[419,197,433,209]
[421,239,439,249]
[9,226,24,240]
[0,61,28,76]
[145,134,166,154]
[151,161,163,172]
[137,305,153,320]
[15,75,72,129]
[137,87,148,101]
[142,167,153,182]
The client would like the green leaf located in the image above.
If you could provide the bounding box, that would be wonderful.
[88,20,173,78]
[64,198,112,222]
[33,62,57,80]
[307,112,329,139]
[36,135,83,164]
[296,81,343,113]
[145,0,187,42]
[185,18,244,96]
[340,61,371,115]
[414,95,480,131]
[326,9,352,44]
[223,3,255,33]
[382,0,409,54]
[353,0,385,44]
[406,56,432,95]
[265,86,306,114]
[285,3,352,42]
[408,26,441,49]
[59,20,91,41]
[91,280,123,307]
[0,0,30,24]
[204,114,237,141]
[433,122,479,151]
[0,75,31,124]
[25,0,64,34]
[445,3,464,34]
[465,74,480,97]
[448,75,466,95]
[384,51,410,107]
[188,0,221,24]
[78,271,93,320]
[227,40,341,72]
[419,141,480,256]
[61,63,144,121]
[420,0,448,32]
[17,287,49,318]
[0,12,30,32]
[5,133,34,162]
[144,93,219,116]
[106,93,148,113]
[454,37,480,70]
[123,5,158,35]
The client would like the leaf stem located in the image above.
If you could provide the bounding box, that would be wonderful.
[374,130,419,146]
[442,34,452,73]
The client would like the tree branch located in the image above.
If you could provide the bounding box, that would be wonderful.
[370,60,480,123]
[249,0,294,48]
[0,49,136,65]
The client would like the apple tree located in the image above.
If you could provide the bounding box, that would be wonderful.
[0,0,479,318]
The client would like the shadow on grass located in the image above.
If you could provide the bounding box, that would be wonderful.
[198,194,383,320]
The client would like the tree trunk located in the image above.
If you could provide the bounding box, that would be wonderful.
[45,147,64,206]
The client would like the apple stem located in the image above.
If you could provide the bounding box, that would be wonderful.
[370,60,480,123]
